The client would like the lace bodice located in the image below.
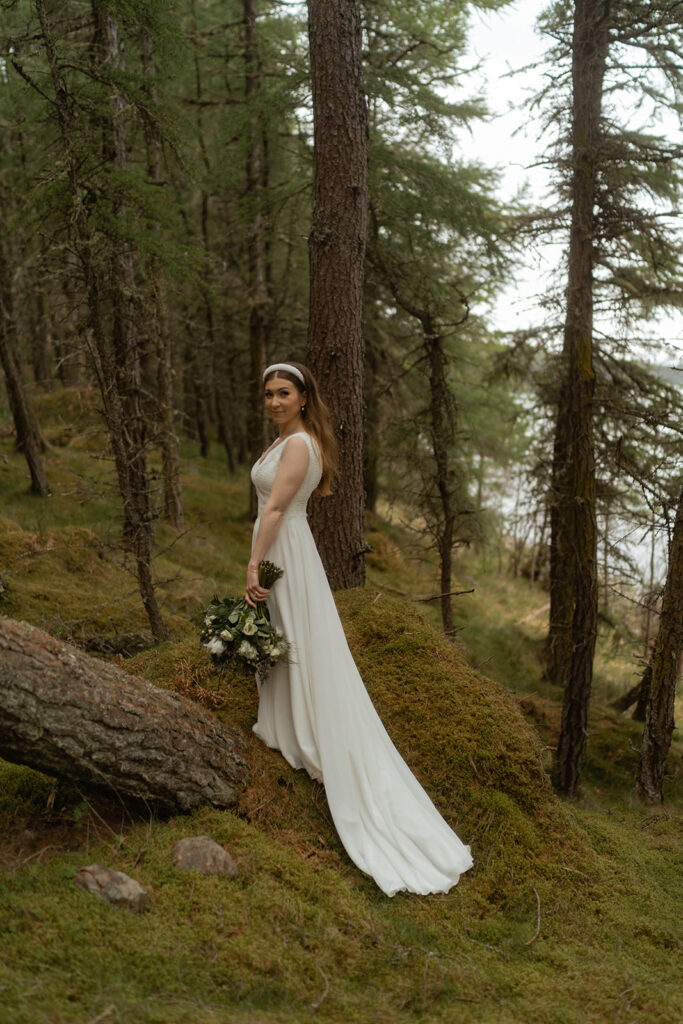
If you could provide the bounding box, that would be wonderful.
[250,431,322,519]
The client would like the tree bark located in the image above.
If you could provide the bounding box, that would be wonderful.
[0,236,50,496]
[183,341,210,457]
[551,0,608,796]
[544,379,575,687]
[30,288,53,390]
[637,486,683,803]
[91,4,168,641]
[57,251,83,387]
[363,319,382,514]
[425,317,458,635]
[0,616,248,814]
[141,28,185,532]
[306,0,369,589]
[244,0,268,518]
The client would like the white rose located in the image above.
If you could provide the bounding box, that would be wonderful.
[207,638,225,655]
[238,640,258,661]
[242,620,258,636]
[220,629,233,641]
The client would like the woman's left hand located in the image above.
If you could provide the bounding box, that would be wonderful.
[245,567,270,608]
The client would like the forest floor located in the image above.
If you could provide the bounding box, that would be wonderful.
[0,386,681,1024]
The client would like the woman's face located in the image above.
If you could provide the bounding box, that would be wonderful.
[264,375,304,431]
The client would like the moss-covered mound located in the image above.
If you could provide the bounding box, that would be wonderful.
[129,588,593,908]
[0,523,153,641]
[0,499,250,648]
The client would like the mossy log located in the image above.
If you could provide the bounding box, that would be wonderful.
[0,616,248,813]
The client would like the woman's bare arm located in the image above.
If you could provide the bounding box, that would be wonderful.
[245,436,309,605]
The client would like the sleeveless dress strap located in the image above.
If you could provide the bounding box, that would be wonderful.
[282,431,321,463]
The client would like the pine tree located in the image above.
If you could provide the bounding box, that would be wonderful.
[529,0,683,793]
[25,0,176,639]
[548,0,608,796]
[140,26,184,531]
[361,0,513,629]
[306,0,369,589]
[636,484,683,803]
[0,238,50,496]
[0,9,50,496]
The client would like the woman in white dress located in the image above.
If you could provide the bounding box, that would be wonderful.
[246,360,473,896]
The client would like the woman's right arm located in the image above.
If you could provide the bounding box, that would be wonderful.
[245,436,309,606]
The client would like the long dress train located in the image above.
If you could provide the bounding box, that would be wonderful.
[251,431,473,896]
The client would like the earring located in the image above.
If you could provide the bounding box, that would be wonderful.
[300,405,306,416]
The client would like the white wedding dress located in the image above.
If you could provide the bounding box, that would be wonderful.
[251,431,473,896]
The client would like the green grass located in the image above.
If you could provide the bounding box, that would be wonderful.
[1,384,682,1023]
[0,387,253,642]
[1,793,680,1022]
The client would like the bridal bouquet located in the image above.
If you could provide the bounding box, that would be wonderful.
[200,560,289,672]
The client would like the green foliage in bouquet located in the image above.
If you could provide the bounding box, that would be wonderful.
[200,560,289,671]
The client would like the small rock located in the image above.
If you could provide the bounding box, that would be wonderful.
[171,836,238,877]
[74,864,149,912]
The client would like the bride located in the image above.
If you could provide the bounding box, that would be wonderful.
[246,360,473,896]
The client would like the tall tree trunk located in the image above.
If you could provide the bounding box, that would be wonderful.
[141,28,184,531]
[30,288,53,389]
[364,320,382,514]
[155,300,185,527]
[244,0,268,517]
[306,0,369,589]
[551,0,608,796]
[602,506,609,613]
[58,251,83,387]
[183,341,210,457]
[544,379,575,686]
[0,236,50,495]
[190,5,235,470]
[91,4,168,641]
[35,0,167,639]
[425,318,457,635]
[637,486,683,803]
[213,341,238,473]
[368,213,465,634]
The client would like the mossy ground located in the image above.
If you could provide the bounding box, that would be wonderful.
[1,386,681,1023]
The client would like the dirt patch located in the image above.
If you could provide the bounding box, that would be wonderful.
[0,783,146,874]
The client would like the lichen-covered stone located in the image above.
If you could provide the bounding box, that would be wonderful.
[74,863,149,911]
[171,836,238,877]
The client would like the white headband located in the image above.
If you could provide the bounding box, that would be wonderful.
[263,362,305,386]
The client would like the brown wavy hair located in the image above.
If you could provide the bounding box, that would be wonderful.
[263,360,337,495]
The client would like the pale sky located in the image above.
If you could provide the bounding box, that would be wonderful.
[467,0,550,199]
[465,0,556,332]
[463,0,683,357]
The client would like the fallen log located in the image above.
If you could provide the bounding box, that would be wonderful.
[609,664,649,721]
[0,616,248,814]
[610,678,643,713]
